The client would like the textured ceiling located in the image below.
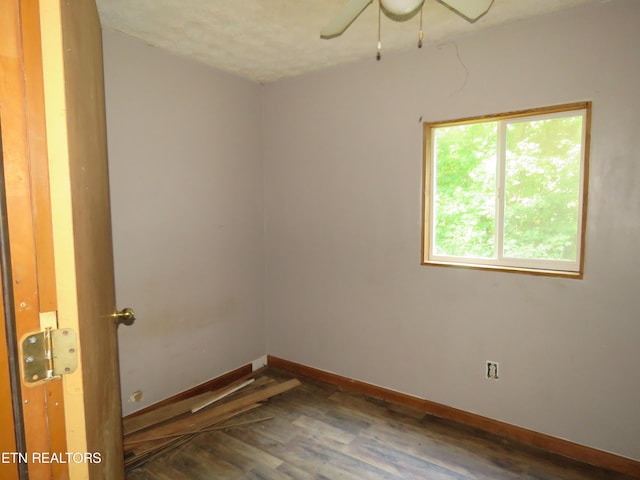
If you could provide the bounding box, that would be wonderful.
[97,0,604,83]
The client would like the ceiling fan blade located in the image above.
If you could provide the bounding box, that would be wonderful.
[321,0,373,39]
[436,0,494,23]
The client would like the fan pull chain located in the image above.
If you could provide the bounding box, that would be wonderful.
[376,2,382,61]
[418,6,424,48]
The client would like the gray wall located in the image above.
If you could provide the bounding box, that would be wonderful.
[103,29,265,415]
[263,0,640,461]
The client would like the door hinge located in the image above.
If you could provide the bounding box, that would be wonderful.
[22,319,78,384]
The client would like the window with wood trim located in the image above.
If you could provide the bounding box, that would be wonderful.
[422,102,590,277]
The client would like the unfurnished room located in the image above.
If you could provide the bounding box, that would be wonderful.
[0,0,639,478]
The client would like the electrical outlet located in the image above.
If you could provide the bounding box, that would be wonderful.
[486,361,499,380]
[129,390,143,402]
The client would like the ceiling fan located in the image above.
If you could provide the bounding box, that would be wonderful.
[320,0,494,39]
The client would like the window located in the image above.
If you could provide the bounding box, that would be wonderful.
[422,102,590,277]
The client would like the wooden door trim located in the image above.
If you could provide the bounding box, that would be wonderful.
[20,2,69,477]
[0,123,25,480]
[1,0,71,478]
[1,0,61,478]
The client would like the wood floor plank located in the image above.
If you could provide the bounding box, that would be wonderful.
[225,416,295,450]
[275,461,326,480]
[347,432,492,480]
[245,463,300,480]
[197,430,285,471]
[125,469,158,480]
[281,435,394,480]
[292,415,357,445]
[179,446,245,479]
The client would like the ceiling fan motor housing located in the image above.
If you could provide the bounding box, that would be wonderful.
[380,0,425,16]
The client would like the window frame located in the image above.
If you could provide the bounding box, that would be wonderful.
[421,102,591,278]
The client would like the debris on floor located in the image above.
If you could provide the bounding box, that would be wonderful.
[122,373,301,470]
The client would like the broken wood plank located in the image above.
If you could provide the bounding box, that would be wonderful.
[125,378,299,444]
[124,402,262,451]
[123,377,300,470]
[190,378,255,413]
[124,403,268,469]
[124,416,274,445]
[123,375,267,435]
[123,391,212,436]
[125,436,188,470]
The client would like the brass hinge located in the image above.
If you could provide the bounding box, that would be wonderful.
[22,313,78,384]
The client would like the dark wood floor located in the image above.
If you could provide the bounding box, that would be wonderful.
[127,368,635,480]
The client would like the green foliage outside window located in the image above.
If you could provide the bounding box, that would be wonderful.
[503,116,582,261]
[434,122,497,258]
[431,111,584,265]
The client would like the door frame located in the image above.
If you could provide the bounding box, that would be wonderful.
[0,0,69,478]
[0,120,25,480]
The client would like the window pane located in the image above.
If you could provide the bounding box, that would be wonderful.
[433,122,497,258]
[503,115,583,261]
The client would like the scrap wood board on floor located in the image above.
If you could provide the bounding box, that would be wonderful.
[125,368,637,480]
[123,373,300,470]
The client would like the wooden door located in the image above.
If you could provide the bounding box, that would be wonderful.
[41,0,125,478]
[0,0,125,478]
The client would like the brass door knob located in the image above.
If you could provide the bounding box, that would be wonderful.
[114,307,136,325]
